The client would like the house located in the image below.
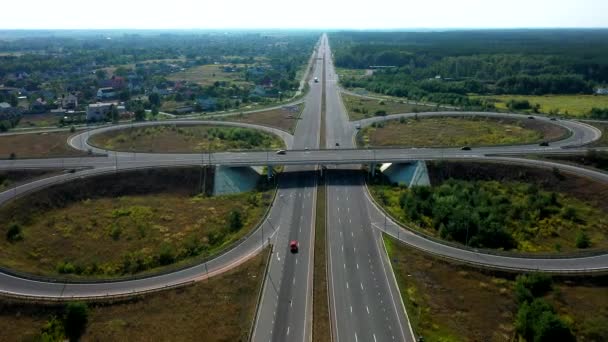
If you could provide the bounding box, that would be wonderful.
[251,85,267,97]
[196,97,217,111]
[86,102,124,121]
[61,93,78,109]
[0,102,14,114]
[96,87,116,99]
[596,88,608,95]
[29,98,47,113]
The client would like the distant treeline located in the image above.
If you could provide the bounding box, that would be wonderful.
[330,30,608,106]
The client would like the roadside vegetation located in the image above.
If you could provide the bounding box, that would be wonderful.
[358,116,566,148]
[370,162,608,253]
[544,150,608,172]
[384,235,607,341]
[0,170,59,192]
[89,124,284,153]
[342,93,436,121]
[0,168,274,278]
[217,104,303,133]
[0,248,269,341]
[0,131,86,159]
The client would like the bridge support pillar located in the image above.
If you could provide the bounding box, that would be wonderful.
[370,163,377,177]
[266,165,273,180]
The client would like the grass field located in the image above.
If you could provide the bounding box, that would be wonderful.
[0,131,86,159]
[359,116,566,148]
[0,248,269,341]
[16,113,60,128]
[342,93,436,121]
[0,187,273,278]
[474,95,608,117]
[223,104,303,133]
[335,67,370,79]
[89,124,285,153]
[167,64,252,87]
[384,235,608,341]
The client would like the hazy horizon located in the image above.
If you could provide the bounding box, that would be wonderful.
[2,0,607,30]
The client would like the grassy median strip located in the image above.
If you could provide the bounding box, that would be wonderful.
[0,247,270,341]
[312,178,331,342]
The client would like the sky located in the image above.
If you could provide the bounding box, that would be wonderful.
[1,0,607,29]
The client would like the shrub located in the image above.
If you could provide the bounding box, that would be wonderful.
[64,302,89,342]
[515,298,574,342]
[6,223,23,242]
[374,109,387,116]
[575,230,591,248]
[514,273,553,304]
[158,243,175,265]
[9,152,16,160]
[229,210,243,232]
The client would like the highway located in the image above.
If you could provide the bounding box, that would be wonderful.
[323,35,414,342]
[251,36,323,342]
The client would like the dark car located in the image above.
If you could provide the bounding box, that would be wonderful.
[461,146,471,151]
[528,116,535,119]
[539,141,549,146]
[290,240,299,253]
[276,149,286,155]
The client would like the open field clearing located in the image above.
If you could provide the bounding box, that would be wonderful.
[384,235,608,341]
[167,64,252,86]
[0,131,86,159]
[473,95,608,117]
[0,168,273,278]
[370,161,608,253]
[0,248,269,341]
[358,116,566,148]
[89,124,284,153]
[342,93,436,121]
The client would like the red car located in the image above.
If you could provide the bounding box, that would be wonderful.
[290,240,299,253]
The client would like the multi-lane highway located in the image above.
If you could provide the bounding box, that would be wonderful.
[251,37,323,342]
[0,33,607,342]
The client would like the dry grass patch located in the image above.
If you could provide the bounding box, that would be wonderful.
[227,104,303,133]
[0,168,274,278]
[0,248,269,342]
[0,131,86,159]
[89,124,285,153]
[359,116,566,148]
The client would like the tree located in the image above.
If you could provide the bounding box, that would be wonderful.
[70,126,76,133]
[514,273,553,304]
[64,302,89,341]
[151,106,159,119]
[95,69,107,80]
[229,210,243,232]
[148,93,161,107]
[107,105,119,123]
[134,108,146,122]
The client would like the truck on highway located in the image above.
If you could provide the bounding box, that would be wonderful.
[314,77,319,83]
